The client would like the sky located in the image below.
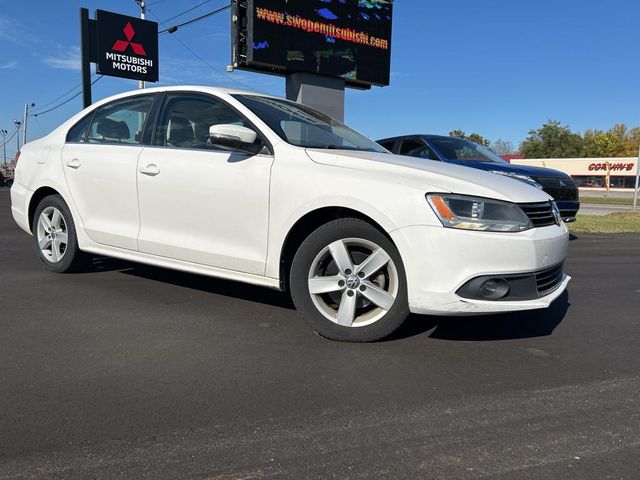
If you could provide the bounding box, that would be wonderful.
[2,0,640,160]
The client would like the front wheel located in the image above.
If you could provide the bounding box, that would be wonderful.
[290,218,409,342]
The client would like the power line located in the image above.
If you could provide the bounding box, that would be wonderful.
[149,4,258,92]
[33,76,104,117]
[34,81,84,111]
[169,32,254,90]
[1,128,18,147]
[158,0,213,25]
[159,4,230,34]
[33,72,100,114]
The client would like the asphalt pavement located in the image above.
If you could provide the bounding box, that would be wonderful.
[1,187,640,479]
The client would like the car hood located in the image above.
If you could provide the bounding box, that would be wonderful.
[305,149,552,204]
[445,159,571,179]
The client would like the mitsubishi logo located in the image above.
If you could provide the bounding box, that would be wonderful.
[112,22,147,55]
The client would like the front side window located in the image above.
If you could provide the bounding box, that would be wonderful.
[154,93,259,151]
[86,95,154,145]
[428,137,507,163]
[233,95,387,153]
[399,139,439,160]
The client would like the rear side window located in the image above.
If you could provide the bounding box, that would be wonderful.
[66,114,93,143]
[86,95,154,145]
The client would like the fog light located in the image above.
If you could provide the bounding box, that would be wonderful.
[478,278,510,300]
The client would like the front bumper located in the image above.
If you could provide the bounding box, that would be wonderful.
[556,200,580,222]
[390,223,570,316]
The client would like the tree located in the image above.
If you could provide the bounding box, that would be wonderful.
[519,120,583,158]
[582,129,623,158]
[623,127,640,157]
[490,139,515,155]
[607,123,640,157]
[448,130,491,147]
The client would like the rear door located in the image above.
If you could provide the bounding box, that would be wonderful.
[61,94,155,250]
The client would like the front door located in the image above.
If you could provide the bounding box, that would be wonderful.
[136,92,273,275]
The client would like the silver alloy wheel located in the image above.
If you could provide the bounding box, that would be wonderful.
[307,238,399,328]
[36,206,68,263]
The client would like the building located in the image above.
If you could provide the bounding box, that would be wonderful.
[508,157,639,191]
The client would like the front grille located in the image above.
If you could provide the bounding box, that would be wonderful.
[533,177,579,201]
[536,263,564,295]
[520,202,556,227]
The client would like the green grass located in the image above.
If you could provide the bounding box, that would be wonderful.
[569,212,640,233]
[581,196,636,206]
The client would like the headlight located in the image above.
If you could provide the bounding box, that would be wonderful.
[427,194,533,232]
[488,170,543,189]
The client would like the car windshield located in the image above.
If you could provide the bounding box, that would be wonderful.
[232,95,387,153]
[429,137,507,163]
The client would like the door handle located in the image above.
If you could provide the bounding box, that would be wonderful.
[65,158,81,169]
[139,164,160,176]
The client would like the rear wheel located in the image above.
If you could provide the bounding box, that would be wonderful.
[290,218,409,342]
[32,195,89,273]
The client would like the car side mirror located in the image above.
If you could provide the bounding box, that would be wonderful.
[209,124,261,154]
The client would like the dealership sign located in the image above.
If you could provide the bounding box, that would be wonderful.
[95,10,158,82]
[232,0,394,88]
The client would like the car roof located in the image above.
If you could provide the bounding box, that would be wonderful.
[376,134,456,143]
[92,85,269,105]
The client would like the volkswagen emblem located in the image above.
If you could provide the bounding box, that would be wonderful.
[346,275,360,289]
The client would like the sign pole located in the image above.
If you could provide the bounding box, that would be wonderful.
[634,145,639,212]
[80,8,93,108]
[286,73,345,122]
[137,0,146,90]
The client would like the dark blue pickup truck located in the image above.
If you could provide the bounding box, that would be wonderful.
[377,134,579,221]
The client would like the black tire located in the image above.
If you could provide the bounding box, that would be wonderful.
[290,218,409,342]
[32,194,89,273]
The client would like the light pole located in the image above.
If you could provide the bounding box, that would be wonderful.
[1,129,7,173]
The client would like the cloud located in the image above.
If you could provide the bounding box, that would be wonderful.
[43,47,81,71]
[0,14,39,45]
[0,60,17,69]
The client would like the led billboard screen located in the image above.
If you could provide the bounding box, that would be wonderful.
[233,0,393,87]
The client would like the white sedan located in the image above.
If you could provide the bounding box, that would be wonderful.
[11,86,570,342]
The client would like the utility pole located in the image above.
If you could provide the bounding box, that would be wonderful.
[634,143,640,212]
[136,0,146,90]
[13,120,21,153]
[22,103,31,147]
[1,129,7,173]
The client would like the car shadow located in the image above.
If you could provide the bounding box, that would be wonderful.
[86,256,294,310]
[386,290,570,342]
[84,257,570,340]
